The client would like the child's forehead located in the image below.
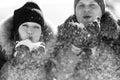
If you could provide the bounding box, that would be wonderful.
[78,0,97,4]
[19,22,42,28]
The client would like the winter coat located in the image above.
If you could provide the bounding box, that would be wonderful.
[48,12,120,80]
[0,14,54,59]
[0,14,55,80]
[0,46,6,69]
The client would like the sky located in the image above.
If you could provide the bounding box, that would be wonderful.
[0,0,74,33]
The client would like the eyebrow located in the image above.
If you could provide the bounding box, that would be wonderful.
[22,24,28,27]
[34,26,40,28]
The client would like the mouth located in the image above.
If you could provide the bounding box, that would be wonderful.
[28,37,33,41]
[83,15,92,19]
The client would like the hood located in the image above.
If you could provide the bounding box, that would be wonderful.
[57,11,119,46]
[0,14,55,59]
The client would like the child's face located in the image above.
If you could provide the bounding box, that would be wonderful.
[18,22,42,43]
[75,0,102,26]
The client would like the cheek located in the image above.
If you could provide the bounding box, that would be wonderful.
[76,10,83,23]
[92,8,102,18]
[19,34,27,40]
[33,31,41,38]
[76,8,84,16]
[76,7,85,15]
[92,11,102,20]
[19,30,28,40]
[34,29,41,35]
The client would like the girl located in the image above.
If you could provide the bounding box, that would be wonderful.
[0,1,54,80]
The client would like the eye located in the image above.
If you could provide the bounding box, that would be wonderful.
[34,26,40,29]
[89,4,97,8]
[79,4,85,8]
[33,26,41,31]
[22,24,28,28]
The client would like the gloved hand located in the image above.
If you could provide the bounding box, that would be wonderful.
[73,21,100,48]
[14,39,46,65]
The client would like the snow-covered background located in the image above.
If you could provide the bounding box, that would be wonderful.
[0,0,120,33]
[0,0,74,33]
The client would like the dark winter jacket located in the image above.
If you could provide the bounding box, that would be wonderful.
[49,12,120,80]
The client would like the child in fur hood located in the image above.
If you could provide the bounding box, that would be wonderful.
[48,0,120,80]
[0,1,54,80]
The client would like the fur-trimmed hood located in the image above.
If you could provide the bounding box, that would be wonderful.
[0,14,55,59]
[57,11,119,43]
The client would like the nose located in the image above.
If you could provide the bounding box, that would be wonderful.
[84,7,90,13]
[27,28,33,35]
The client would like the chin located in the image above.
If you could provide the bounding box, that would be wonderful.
[83,21,91,26]
[84,20,94,26]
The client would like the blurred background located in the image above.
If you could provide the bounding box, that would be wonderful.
[106,0,120,19]
[0,0,74,33]
[0,0,120,32]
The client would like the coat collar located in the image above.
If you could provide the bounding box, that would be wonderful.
[57,11,119,47]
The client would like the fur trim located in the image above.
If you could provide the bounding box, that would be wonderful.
[0,15,55,59]
[0,15,14,59]
[57,11,119,45]
[100,11,119,39]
